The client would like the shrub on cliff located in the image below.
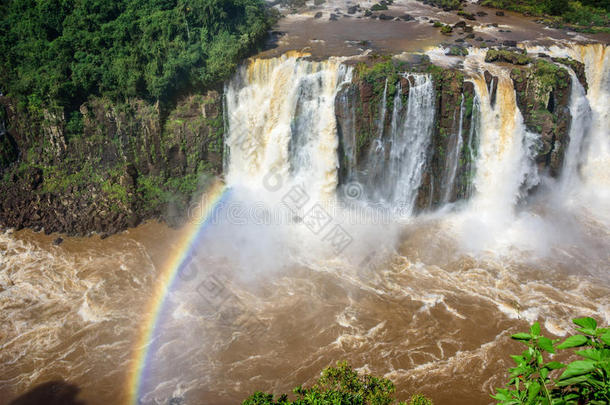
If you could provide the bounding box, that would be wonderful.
[242,361,433,405]
[492,317,610,404]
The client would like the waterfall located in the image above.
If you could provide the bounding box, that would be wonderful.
[360,74,436,213]
[464,93,480,199]
[468,72,539,217]
[224,53,352,201]
[361,78,390,196]
[376,79,389,139]
[441,94,465,204]
[571,45,610,211]
[560,68,592,192]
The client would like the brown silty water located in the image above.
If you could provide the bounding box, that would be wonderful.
[1,211,609,405]
[2,5,610,405]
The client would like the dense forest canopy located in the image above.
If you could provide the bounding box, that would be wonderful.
[0,0,274,112]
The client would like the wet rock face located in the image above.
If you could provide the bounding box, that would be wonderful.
[0,91,223,236]
[509,59,573,176]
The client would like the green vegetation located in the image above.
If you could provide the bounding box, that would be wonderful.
[457,10,476,19]
[0,0,275,115]
[485,50,532,65]
[493,317,610,404]
[419,0,463,11]
[242,362,433,405]
[0,1,264,229]
[480,0,610,30]
[371,3,389,11]
[354,58,403,155]
[532,59,570,91]
[440,24,454,34]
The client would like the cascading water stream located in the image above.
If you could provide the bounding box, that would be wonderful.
[386,74,436,212]
[464,92,481,199]
[360,78,390,196]
[468,72,539,218]
[570,45,610,220]
[441,94,465,204]
[224,53,353,202]
[560,69,592,193]
[355,74,436,213]
[523,44,610,215]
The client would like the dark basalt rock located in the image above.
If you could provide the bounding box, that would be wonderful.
[347,5,358,14]
[0,90,223,236]
[53,237,63,245]
[379,14,393,20]
[457,11,476,20]
[401,13,415,21]
[329,13,339,20]
[509,59,573,176]
[314,11,323,18]
[484,70,499,107]
[496,11,505,16]
[454,21,467,29]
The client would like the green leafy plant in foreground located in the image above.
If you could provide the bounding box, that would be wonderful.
[493,317,610,404]
[242,361,432,405]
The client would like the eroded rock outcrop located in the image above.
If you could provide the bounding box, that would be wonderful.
[0,91,223,235]
[508,57,574,176]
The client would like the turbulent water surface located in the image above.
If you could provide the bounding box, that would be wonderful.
[1,43,610,405]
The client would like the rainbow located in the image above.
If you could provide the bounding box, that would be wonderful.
[126,180,229,404]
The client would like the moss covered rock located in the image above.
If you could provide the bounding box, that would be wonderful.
[509,59,572,176]
[0,90,223,235]
[485,49,532,65]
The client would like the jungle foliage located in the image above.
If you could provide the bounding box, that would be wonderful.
[0,0,275,112]
[493,317,610,404]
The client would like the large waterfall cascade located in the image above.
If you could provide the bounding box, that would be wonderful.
[224,45,610,225]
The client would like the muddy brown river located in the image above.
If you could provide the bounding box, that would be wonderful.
[2,200,609,405]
